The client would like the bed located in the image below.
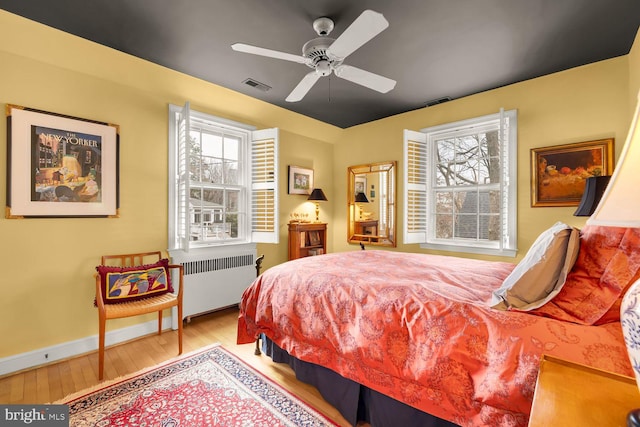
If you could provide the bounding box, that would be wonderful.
[237,224,640,426]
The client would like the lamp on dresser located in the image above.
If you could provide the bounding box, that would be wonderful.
[307,188,327,222]
[355,191,369,220]
[587,90,640,427]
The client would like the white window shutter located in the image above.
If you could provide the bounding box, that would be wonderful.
[251,128,279,244]
[501,109,518,252]
[403,129,428,244]
[176,102,191,252]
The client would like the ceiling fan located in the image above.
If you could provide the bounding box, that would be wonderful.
[231,10,396,102]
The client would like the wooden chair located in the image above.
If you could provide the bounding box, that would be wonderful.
[95,251,183,380]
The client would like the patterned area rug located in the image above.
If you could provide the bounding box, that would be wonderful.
[58,343,337,426]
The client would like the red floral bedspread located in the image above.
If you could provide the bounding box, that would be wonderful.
[237,250,632,426]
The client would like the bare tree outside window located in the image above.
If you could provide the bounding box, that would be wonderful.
[403,109,516,256]
[434,130,501,242]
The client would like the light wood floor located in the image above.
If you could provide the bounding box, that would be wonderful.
[0,306,351,426]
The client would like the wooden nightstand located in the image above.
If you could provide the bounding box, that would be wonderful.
[288,222,327,260]
[528,355,640,426]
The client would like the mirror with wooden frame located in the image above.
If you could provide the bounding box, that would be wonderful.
[347,161,396,247]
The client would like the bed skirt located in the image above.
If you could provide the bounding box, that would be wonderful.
[261,335,458,427]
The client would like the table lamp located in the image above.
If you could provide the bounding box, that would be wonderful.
[587,90,640,426]
[355,192,369,220]
[307,188,327,222]
[573,176,611,216]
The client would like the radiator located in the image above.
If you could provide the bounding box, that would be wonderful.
[170,247,257,323]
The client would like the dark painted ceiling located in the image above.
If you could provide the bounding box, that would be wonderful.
[1,1,639,128]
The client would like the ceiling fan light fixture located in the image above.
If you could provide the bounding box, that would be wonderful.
[315,59,332,76]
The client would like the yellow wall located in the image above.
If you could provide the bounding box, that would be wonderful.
[0,11,337,359]
[629,29,640,111]
[0,8,638,364]
[333,56,633,258]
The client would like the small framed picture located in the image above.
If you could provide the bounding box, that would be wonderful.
[355,175,366,194]
[288,165,314,195]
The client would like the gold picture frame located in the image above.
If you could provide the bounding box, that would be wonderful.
[531,138,614,207]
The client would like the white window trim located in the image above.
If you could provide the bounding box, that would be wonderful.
[168,103,278,252]
[404,110,518,257]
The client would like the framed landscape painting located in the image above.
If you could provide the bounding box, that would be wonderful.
[6,105,119,218]
[530,138,614,207]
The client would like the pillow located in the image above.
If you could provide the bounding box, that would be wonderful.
[490,222,579,311]
[528,226,640,325]
[594,269,640,325]
[593,298,623,325]
[96,259,173,304]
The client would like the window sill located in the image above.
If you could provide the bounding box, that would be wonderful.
[419,242,517,258]
[169,242,256,259]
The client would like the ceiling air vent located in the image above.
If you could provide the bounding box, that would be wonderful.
[425,96,452,107]
[242,78,271,92]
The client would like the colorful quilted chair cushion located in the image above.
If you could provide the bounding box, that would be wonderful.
[96,259,174,304]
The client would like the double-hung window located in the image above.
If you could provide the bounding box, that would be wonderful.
[403,109,517,257]
[168,103,278,251]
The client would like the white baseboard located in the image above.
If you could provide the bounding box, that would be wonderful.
[0,317,176,377]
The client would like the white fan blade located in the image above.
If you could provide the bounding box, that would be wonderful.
[326,10,389,61]
[334,64,396,93]
[231,43,308,64]
[286,71,321,102]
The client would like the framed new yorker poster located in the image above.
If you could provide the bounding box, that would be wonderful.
[6,104,120,218]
